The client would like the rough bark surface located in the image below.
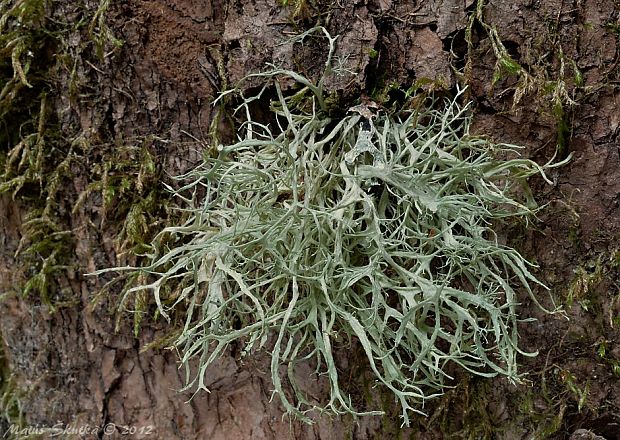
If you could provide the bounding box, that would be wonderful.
[1,0,619,439]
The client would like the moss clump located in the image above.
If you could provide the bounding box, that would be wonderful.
[0,344,25,438]
[0,1,131,312]
[0,1,77,309]
[79,138,173,335]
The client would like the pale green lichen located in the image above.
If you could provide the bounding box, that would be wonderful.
[97,28,569,425]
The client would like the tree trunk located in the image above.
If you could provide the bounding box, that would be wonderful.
[1,0,619,439]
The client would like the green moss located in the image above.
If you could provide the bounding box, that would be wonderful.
[0,344,26,439]
[606,21,620,37]
[597,341,620,377]
[464,0,584,161]
[0,1,137,316]
[535,404,566,437]
[565,244,620,320]
[610,249,620,269]
[367,48,378,59]
[566,259,603,310]
[0,2,78,311]
[88,0,123,60]
[466,0,526,91]
[279,0,311,20]
[559,369,590,413]
[567,222,580,246]
[553,101,570,159]
[73,138,174,335]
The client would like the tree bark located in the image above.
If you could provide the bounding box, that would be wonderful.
[1,1,619,439]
